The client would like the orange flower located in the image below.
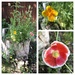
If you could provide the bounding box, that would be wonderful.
[42,5,58,22]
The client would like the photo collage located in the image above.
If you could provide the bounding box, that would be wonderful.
[1,0,74,74]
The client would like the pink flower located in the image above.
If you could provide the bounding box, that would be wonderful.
[43,41,70,68]
[30,32,34,36]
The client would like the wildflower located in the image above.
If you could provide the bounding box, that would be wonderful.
[13,31,17,35]
[42,5,58,22]
[30,32,34,36]
[43,41,70,68]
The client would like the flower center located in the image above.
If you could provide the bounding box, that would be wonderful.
[52,50,59,58]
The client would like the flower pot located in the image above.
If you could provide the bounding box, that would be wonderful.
[15,40,30,60]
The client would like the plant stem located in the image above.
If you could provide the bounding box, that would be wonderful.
[65,64,72,73]
[45,18,48,26]
[56,32,59,41]
[56,32,61,41]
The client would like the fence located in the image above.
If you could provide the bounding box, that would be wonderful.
[2,2,36,22]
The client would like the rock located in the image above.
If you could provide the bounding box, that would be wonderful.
[38,31,50,50]
[1,40,10,56]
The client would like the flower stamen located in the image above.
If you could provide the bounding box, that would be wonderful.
[52,50,59,58]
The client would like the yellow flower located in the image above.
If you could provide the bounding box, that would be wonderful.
[13,31,17,35]
[42,5,58,22]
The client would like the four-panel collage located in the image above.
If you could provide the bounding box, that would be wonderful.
[1,1,74,74]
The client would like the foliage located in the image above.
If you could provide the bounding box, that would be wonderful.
[39,2,73,30]
[39,32,73,73]
[2,19,9,28]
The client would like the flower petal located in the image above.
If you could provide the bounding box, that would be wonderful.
[42,10,48,17]
[56,52,67,66]
[48,15,56,22]
[43,49,57,67]
[51,41,70,55]
[51,10,58,16]
[46,6,53,12]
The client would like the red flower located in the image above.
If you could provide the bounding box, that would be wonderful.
[43,41,70,68]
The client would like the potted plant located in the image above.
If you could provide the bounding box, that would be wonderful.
[2,2,36,62]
